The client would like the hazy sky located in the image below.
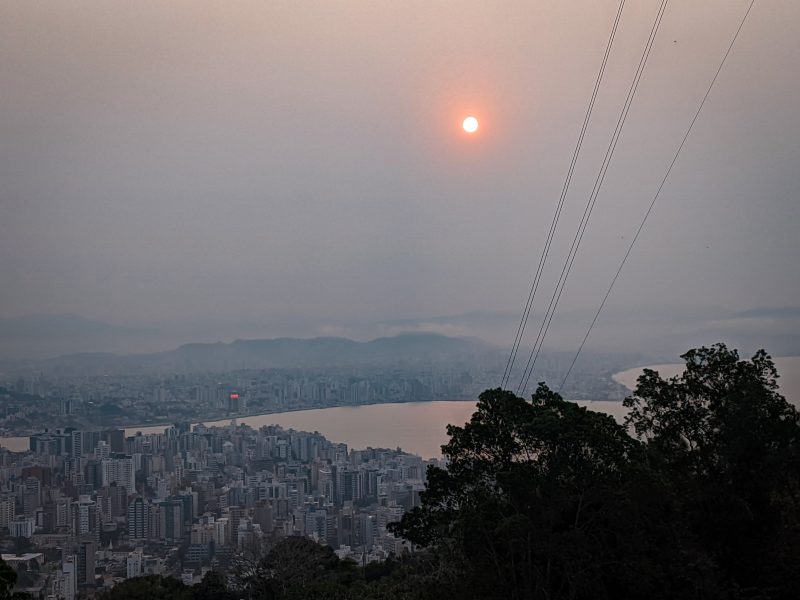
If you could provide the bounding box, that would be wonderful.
[1,1,798,338]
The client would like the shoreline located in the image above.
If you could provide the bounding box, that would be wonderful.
[0,397,482,450]
[10,354,795,453]
[128,397,482,434]
[613,356,800,405]
[0,396,634,453]
[2,394,635,441]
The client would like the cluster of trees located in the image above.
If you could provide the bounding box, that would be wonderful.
[83,345,800,599]
[392,344,800,599]
[100,537,441,600]
[0,559,31,600]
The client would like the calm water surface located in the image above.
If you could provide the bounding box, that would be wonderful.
[0,400,629,458]
[614,356,800,407]
[3,357,795,457]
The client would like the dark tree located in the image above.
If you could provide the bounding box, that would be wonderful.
[391,347,800,600]
[625,344,800,598]
[99,575,192,600]
[0,559,17,600]
[192,570,236,600]
[0,557,32,600]
[236,536,360,600]
[390,385,712,599]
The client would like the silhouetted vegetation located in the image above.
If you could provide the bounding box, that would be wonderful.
[0,557,32,600]
[392,344,800,599]
[99,575,193,600]
[104,344,800,599]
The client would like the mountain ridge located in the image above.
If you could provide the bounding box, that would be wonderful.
[23,333,496,375]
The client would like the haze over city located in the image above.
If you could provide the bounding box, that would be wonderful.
[1,3,800,599]
[1,0,798,361]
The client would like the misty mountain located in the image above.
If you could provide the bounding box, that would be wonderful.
[366,306,800,359]
[0,314,157,360]
[1,306,798,368]
[25,333,496,375]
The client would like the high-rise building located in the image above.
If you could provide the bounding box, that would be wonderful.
[22,477,41,516]
[176,491,196,527]
[77,540,96,587]
[213,517,229,547]
[148,503,162,540]
[319,467,334,500]
[70,430,83,458]
[226,505,245,542]
[126,549,143,579]
[236,517,262,551]
[60,397,74,416]
[304,508,327,542]
[159,500,183,542]
[61,556,77,600]
[73,496,99,541]
[127,497,150,541]
[9,516,35,538]
[108,482,128,517]
[336,469,362,503]
[55,495,71,529]
[95,441,110,461]
[227,392,243,414]
[0,496,16,528]
[84,460,103,490]
[101,455,135,496]
[253,501,273,535]
[102,429,125,453]
[29,432,66,456]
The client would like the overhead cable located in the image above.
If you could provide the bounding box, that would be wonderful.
[558,0,757,391]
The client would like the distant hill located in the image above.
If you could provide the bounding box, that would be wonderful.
[26,333,496,375]
[2,306,797,373]
[0,314,153,360]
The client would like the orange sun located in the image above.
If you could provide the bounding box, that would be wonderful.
[462,116,479,133]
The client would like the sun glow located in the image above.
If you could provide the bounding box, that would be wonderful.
[462,116,479,133]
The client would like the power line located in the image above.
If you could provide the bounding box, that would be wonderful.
[559,0,757,391]
[501,0,627,389]
[517,0,670,396]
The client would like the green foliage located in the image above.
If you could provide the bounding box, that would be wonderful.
[193,570,237,600]
[390,344,800,599]
[0,557,32,600]
[100,575,192,600]
[0,559,17,600]
[625,344,800,598]
[235,536,361,600]
[392,385,688,599]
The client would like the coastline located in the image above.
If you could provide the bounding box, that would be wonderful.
[0,396,631,455]
[8,356,794,455]
[0,397,480,452]
[613,356,800,406]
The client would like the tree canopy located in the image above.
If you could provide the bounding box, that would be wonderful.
[392,344,800,599]
[99,575,193,600]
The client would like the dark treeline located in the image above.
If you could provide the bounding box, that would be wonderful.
[66,344,798,599]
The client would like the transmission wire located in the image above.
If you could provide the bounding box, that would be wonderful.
[501,0,628,389]
[517,0,670,396]
[558,0,757,391]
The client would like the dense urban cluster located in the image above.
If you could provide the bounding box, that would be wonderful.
[0,357,631,437]
[0,419,437,598]
[0,366,491,437]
